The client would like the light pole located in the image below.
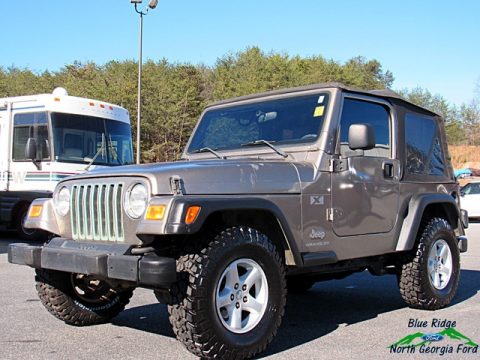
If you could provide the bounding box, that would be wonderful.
[131,0,158,164]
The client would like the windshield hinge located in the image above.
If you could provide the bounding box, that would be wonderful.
[170,176,184,196]
[329,158,347,173]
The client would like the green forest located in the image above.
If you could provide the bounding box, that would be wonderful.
[1,47,479,163]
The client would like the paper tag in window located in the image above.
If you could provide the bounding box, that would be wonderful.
[313,106,325,117]
[317,95,325,104]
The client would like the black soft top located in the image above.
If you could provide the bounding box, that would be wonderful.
[207,82,439,117]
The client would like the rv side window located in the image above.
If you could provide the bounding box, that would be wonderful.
[12,112,50,161]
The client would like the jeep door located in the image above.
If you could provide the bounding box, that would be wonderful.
[331,96,399,240]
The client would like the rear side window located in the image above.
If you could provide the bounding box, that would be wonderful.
[405,114,445,176]
[339,98,391,158]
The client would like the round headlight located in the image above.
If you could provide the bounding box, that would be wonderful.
[55,186,70,216]
[124,183,148,219]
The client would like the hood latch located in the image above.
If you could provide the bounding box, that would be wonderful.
[170,176,185,196]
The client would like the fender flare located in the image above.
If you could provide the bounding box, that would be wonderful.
[163,196,302,265]
[395,193,460,252]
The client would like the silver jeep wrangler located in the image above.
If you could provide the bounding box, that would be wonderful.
[9,83,469,359]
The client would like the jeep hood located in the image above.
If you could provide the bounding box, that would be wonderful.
[65,160,312,195]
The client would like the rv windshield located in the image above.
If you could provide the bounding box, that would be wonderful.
[51,113,133,166]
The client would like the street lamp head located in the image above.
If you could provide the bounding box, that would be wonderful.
[148,0,158,9]
[130,0,142,3]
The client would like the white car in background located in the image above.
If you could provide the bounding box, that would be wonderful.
[461,181,480,220]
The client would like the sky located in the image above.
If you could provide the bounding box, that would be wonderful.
[2,0,479,106]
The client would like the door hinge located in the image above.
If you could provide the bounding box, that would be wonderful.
[327,208,334,222]
[329,158,347,173]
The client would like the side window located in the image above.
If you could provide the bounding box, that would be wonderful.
[463,183,480,195]
[339,98,391,158]
[470,183,480,194]
[12,112,50,161]
[405,113,445,176]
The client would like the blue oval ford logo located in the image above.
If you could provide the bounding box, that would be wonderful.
[422,333,444,342]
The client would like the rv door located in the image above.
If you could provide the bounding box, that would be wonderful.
[8,111,50,191]
[0,109,8,191]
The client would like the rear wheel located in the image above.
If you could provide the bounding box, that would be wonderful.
[35,269,134,326]
[168,226,287,359]
[398,218,460,310]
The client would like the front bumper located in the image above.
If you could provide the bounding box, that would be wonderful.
[8,238,176,288]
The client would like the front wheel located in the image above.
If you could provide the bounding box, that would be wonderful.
[398,218,460,310]
[35,269,134,326]
[168,226,287,359]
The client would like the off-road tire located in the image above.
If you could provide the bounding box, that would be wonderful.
[15,203,48,241]
[286,276,316,293]
[35,269,134,326]
[398,217,460,310]
[167,226,287,360]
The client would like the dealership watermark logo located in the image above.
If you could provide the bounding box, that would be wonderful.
[389,319,478,355]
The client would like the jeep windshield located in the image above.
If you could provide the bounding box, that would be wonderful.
[187,93,329,154]
[51,112,134,166]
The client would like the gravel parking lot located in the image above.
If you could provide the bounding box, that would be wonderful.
[1,224,479,360]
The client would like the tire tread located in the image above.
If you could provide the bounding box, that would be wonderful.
[168,226,286,359]
[398,217,460,310]
[35,269,133,326]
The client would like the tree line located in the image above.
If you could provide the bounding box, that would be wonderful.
[1,47,478,162]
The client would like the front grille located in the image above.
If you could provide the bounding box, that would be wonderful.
[71,183,124,242]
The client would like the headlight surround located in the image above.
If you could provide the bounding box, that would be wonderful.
[54,186,70,216]
[124,183,148,219]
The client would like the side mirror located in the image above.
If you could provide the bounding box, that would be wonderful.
[25,138,37,160]
[348,124,375,150]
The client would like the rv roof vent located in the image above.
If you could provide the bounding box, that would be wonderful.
[52,87,68,97]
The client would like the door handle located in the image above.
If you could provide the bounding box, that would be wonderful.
[383,162,394,178]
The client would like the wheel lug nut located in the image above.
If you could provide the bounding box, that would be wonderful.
[243,296,247,303]
[230,294,234,301]
[242,284,247,291]
[236,302,240,309]
[234,283,239,290]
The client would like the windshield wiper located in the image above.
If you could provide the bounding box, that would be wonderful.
[108,134,123,166]
[241,140,288,158]
[85,133,105,171]
[191,147,226,159]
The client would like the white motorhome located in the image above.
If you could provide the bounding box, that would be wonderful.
[0,88,133,239]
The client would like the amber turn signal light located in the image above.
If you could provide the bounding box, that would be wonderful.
[145,205,166,220]
[29,205,43,218]
[185,206,201,225]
